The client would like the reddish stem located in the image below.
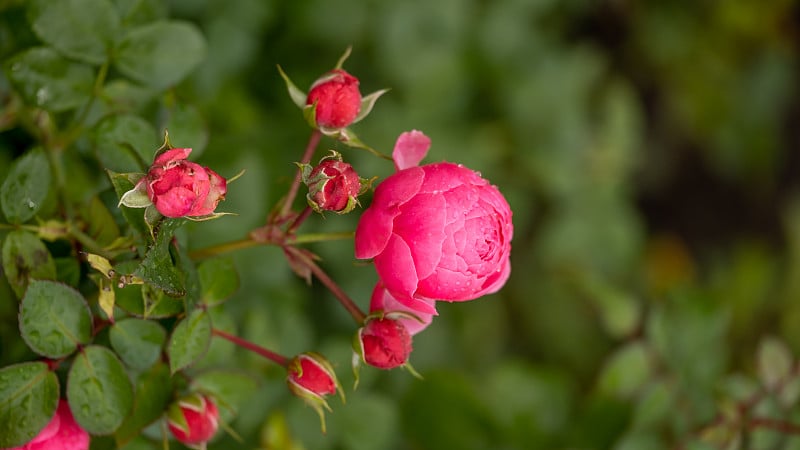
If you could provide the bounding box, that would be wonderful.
[284,245,366,323]
[211,328,288,367]
[748,417,800,434]
[286,206,313,236]
[279,130,321,221]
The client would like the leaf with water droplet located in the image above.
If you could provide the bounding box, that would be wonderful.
[109,318,166,370]
[0,147,51,224]
[114,363,172,446]
[0,362,59,448]
[1,230,56,298]
[3,47,93,112]
[167,308,211,374]
[67,346,133,434]
[19,280,93,358]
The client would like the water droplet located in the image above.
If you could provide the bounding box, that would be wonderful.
[25,198,36,209]
[35,88,49,105]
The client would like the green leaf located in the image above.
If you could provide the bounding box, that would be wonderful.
[4,47,94,112]
[114,363,172,446]
[134,218,186,297]
[107,169,150,242]
[109,318,167,370]
[167,308,211,374]
[67,345,134,434]
[94,114,157,173]
[19,280,93,358]
[115,21,206,90]
[86,196,121,246]
[190,369,258,420]
[596,340,653,399]
[1,230,56,298]
[198,257,239,306]
[162,103,208,157]
[27,0,120,65]
[0,362,59,448]
[0,148,51,224]
[115,283,185,319]
[113,0,168,26]
[757,336,793,391]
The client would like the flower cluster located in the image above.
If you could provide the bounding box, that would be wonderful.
[352,131,513,369]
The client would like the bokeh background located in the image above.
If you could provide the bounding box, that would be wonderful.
[4,0,800,448]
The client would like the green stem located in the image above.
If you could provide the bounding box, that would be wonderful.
[188,238,261,261]
[278,129,321,221]
[68,224,115,260]
[290,231,354,244]
[284,245,366,323]
[212,328,288,367]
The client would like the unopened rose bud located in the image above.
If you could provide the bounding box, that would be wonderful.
[7,399,90,450]
[306,69,361,129]
[302,152,362,214]
[166,393,220,445]
[286,352,343,432]
[357,317,412,369]
[119,147,228,219]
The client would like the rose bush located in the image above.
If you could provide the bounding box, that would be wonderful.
[355,131,513,314]
[8,400,89,450]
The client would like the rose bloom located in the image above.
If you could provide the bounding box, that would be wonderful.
[8,399,89,450]
[166,394,219,445]
[355,131,513,314]
[140,148,227,218]
[306,158,361,212]
[306,69,361,128]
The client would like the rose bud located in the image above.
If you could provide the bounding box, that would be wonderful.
[286,352,344,433]
[144,148,227,218]
[357,317,411,370]
[166,393,220,446]
[301,151,362,214]
[306,69,361,129]
[355,131,513,314]
[7,399,90,450]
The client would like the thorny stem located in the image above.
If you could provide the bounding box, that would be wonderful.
[211,328,289,367]
[279,129,321,221]
[284,245,366,323]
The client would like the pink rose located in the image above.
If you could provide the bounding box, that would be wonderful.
[355,131,513,314]
[166,394,220,445]
[306,69,361,128]
[140,148,227,218]
[8,399,89,450]
[304,155,362,213]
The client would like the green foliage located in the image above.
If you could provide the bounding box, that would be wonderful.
[67,346,134,434]
[0,148,51,224]
[0,362,59,448]
[19,280,93,358]
[167,308,211,374]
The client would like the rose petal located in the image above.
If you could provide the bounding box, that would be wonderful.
[154,148,192,166]
[369,283,434,335]
[374,234,419,300]
[393,193,447,279]
[392,130,431,171]
[354,206,395,259]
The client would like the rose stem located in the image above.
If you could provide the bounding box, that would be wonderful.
[286,206,313,236]
[211,328,288,367]
[188,238,261,261]
[284,245,366,323]
[279,129,322,221]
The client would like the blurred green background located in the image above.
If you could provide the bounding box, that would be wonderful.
[4,0,800,448]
